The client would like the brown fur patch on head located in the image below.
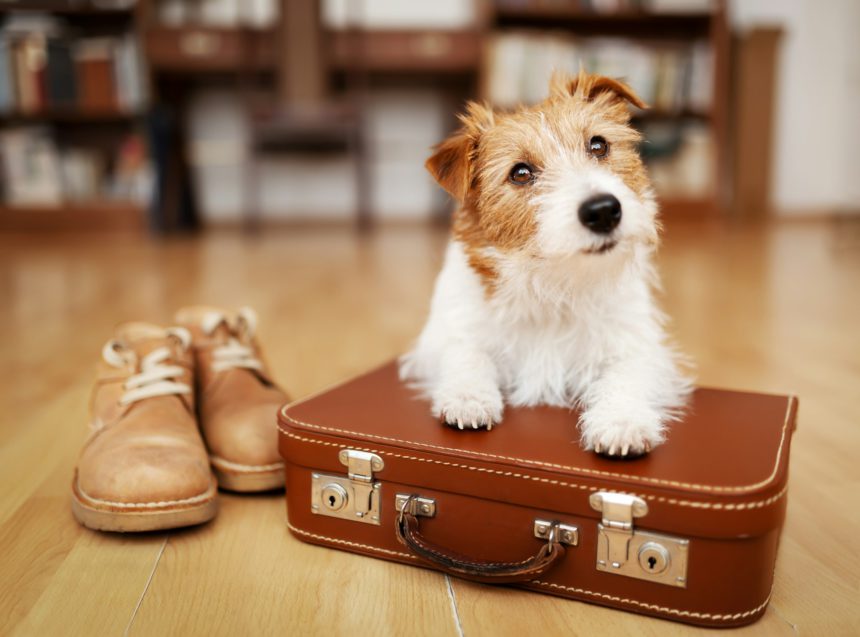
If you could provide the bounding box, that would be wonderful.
[428,71,652,293]
[550,69,648,113]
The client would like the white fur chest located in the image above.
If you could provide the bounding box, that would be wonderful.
[479,248,638,408]
[405,240,650,408]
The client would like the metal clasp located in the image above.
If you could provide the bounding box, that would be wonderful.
[589,491,689,588]
[589,492,648,567]
[311,450,384,525]
[339,449,383,516]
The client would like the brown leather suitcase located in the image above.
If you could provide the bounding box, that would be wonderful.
[278,362,797,627]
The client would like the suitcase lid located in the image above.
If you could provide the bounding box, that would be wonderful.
[279,362,798,539]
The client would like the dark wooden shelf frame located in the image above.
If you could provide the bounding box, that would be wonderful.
[0,200,147,232]
[494,7,714,38]
[0,109,143,124]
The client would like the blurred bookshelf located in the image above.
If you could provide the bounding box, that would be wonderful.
[0,0,728,232]
[0,1,153,232]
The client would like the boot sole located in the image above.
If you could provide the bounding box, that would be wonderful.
[71,478,219,533]
[210,456,285,493]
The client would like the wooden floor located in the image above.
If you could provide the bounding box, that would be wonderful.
[1,218,859,636]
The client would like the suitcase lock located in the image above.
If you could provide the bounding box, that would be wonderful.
[589,491,689,588]
[311,450,383,525]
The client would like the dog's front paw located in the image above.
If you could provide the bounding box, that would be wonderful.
[432,384,503,431]
[579,406,666,457]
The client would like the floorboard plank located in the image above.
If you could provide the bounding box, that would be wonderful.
[127,493,459,636]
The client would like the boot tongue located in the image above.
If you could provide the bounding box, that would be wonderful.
[206,322,234,345]
[198,310,242,345]
[114,322,175,358]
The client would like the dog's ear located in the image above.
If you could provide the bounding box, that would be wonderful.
[550,70,648,110]
[426,101,494,202]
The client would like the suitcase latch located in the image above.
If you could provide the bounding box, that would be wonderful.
[589,491,689,588]
[310,450,384,525]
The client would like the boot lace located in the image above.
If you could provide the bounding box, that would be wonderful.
[102,327,193,406]
[201,307,263,373]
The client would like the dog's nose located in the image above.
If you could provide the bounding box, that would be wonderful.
[578,194,622,234]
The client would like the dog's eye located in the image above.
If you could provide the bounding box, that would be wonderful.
[509,163,535,185]
[588,136,609,159]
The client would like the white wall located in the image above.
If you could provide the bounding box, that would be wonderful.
[730,0,860,215]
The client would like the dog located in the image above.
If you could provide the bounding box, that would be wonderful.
[399,70,691,457]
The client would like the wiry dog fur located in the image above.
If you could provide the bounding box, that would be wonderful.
[400,70,692,456]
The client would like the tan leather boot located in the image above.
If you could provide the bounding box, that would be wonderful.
[175,306,287,492]
[72,323,218,532]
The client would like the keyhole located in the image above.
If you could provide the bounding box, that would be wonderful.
[647,556,657,570]
[328,495,336,507]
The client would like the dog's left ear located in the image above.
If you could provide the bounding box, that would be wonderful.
[550,70,648,110]
[426,102,494,202]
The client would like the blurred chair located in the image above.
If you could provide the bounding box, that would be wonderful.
[241,0,370,231]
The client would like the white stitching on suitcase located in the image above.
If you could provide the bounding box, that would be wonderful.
[279,429,789,510]
[281,396,795,494]
[530,580,771,621]
[287,521,771,623]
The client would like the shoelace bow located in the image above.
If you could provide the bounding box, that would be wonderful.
[102,327,193,406]
[201,307,263,373]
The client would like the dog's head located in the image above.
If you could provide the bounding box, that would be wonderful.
[427,71,658,263]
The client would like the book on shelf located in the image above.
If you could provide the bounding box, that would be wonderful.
[46,39,78,108]
[644,121,713,197]
[159,0,280,28]
[110,133,154,203]
[645,0,714,14]
[0,126,154,207]
[0,39,11,113]
[486,31,713,114]
[113,33,148,111]
[492,0,713,13]
[60,147,106,202]
[0,126,63,205]
[0,15,148,116]
[75,38,119,112]
[12,35,46,113]
[322,0,474,30]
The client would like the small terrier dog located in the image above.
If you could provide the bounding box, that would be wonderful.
[400,71,691,456]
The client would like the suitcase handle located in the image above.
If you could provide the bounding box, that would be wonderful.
[395,495,566,583]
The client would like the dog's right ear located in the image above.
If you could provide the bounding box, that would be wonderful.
[426,102,494,202]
